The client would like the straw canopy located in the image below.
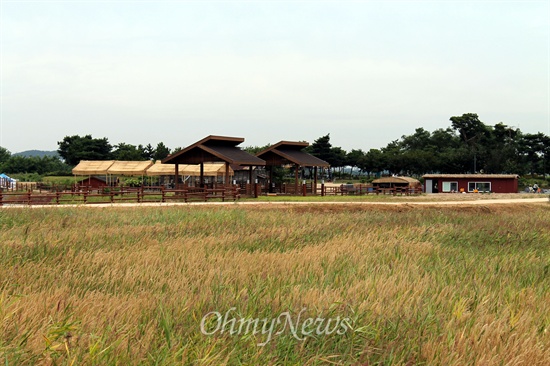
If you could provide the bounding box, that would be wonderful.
[107,161,153,175]
[72,160,115,175]
[73,160,153,176]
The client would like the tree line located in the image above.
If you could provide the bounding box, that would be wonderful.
[0,113,549,177]
[305,113,550,177]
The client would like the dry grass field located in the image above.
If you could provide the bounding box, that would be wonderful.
[0,202,549,365]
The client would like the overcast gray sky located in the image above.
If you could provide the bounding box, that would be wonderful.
[1,0,549,154]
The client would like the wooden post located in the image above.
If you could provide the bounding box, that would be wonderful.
[248,166,253,195]
[225,162,230,186]
[269,166,273,193]
[200,162,204,188]
[175,163,179,190]
[302,183,307,196]
[321,183,325,197]
[313,166,318,195]
[294,164,299,195]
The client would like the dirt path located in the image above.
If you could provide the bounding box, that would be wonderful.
[2,197,547,209]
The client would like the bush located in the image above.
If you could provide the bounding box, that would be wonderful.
[9,173,43,182]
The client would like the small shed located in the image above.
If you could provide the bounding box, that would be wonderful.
[372,176,422,190]
[422,174,519,193]
[76,176,107,189]
[0,173,16,189]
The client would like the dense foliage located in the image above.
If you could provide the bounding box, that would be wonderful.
[307,113,550,177]
[1,113,549,177]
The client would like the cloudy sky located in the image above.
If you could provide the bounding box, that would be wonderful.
[1,0,548,154]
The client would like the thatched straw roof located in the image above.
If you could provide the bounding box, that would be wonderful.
[72,160,115,175]
[107,161,153,175]
[372,176,421,186]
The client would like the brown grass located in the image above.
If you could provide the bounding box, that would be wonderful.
[0,203,549,365]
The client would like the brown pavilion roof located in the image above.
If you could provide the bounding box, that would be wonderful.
[162,135,265,166]
[256,141,330,167]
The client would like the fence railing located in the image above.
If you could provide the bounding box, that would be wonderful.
[242,183,422,197]
[0,186,240,206]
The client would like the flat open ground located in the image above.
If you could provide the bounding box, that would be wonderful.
[0,200,549,365]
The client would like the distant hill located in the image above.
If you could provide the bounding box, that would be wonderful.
[13,150,59,158]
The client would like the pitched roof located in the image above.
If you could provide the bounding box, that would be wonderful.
[162,135,265,166]
[256,141,330,167]
[146,161,234,176]
[72,160,115,175]
[423,174,519,179]
[107,161,153,175]
[372,176,421,185]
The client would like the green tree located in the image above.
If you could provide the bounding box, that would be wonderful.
[518,132,549,175]
[307,134,333,164]
[112,143,148,161]
[0,146,11,164]
[244,144,271,155]
[1,155,71,175]
[142,144,155,160]
[57,135,112,165]
[449,113,492,172]
[346,149,365,176]
[358,149,384,177]
[153,142,171,161]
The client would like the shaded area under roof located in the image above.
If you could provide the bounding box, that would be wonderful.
[256,141,330,167]
[146,161,234,176]
[108,161,153,175]
[162,135,265,166]
[72,160,115,175]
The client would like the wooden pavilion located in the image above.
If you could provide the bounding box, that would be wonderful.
[256,141,330,194]
[161,135,265,188]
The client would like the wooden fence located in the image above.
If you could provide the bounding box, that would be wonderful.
[0,186,240,206]
[242,183,422,197]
